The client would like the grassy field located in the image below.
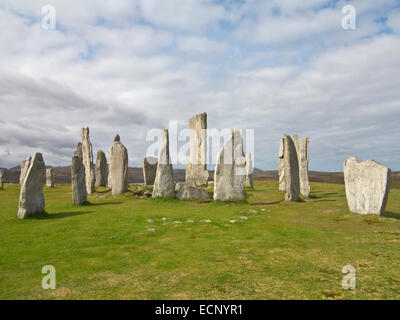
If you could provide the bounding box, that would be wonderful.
[0,181,399,300]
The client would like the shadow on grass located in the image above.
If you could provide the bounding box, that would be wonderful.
[250,200,284,206]
[85,201,123,206]
[382,212,400,220]
[35,211,95,220]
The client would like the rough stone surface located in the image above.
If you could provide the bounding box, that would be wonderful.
[142,156,157,186]
[293,134,311,198]
[245,152,254,188]
[0,169,4,188]
[152,130,175,198]
[20,158,31,184]
[109,135,129,195]
[213,129,246,201]
[278,138,285,191]
[344,157,391,215]
[284,134,300,201]
[17,153,46,219]
[95,150,108,187]
[81,127,95,194]
[46,168,54,188]
[71,155,87,205]
[176,185,210,200]
[75,142,83,158]
[185,112,209,186]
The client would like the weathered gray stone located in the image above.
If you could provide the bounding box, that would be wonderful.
[95,150,108,187]
[46,168,54,188]
[71,155,87,205]
[17,153,46,219]
[109,135,128,195]
[152,130,175,198]
[344,157,391,215]
[81,127,95,194]
[278,138,286,191]
[142,156,157,186]
[75,142,83,158]
[185,112,209,187]
[0,170,4,189]
[245,152,254,189]
[20,158,31,184]
[213,129,246,201]
[176,185,210,200]
[293,134,310,198]
[284,134,300,201]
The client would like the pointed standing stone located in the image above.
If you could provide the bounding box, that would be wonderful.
[17,153,46,219]
[152,130,175,198]
[344,157,391,215]
[75,142,83,158]
[81,127,95,194]
[20,158,31,184]
[278,138,286,191]
[293,134,310,198]
[95,150,108,187]
[284,134,300,201]
[71,155,87,205]
[46,168,54,188]
[0,170,4,189]
[213,129,246,201]
[143,156,157,186]
[245,152,254,189]
[185,113,209,186]
[109,134,128,195]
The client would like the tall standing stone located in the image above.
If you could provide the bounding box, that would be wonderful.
[46,168,54,188]
[143,156,157,186]
[20,158,31,184]
[81,127,95,194]
[109,134,128,195]
[185,113,209,186]
[293,134,310,198]
[152,130,175,198]
[284,134,300,201]
[95,150,108,187]
[213,129,246,201]
[245,152,254,188]
[17,153,45,219]
[0,170,4,189]
[344,157,391,215]
[71,155,87,205]
[75,142,83,159]
[278,138,285,191]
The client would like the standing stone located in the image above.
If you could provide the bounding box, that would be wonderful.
[278,138,286,191]
[245,152,254,189]
[293,134,311,198]
[46,168,54,188]
[95,150,108,187]
[185,112,209,186]
[109,134,128,195]
[71,155,87,205]
[176,185,210,200]
[0,170,4,189]
[17,153,45,219]
[213,129,246,201]
[143,156,157,186]
[152,130,175,198]
[81,127,95,194]
[284,134,300,201]
[20,158,31,184]
[75,142,83,158]
[344,157,391,215]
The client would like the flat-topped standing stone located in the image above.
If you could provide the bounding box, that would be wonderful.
[0,170,4,189]
[95,150,108,187]
[152,130,175,198]
[245,152,254,189]
[20,158,31,184]
[71,155,87,204]
[293,134,310,198]
[185,113,209,187]
[17,153,46,219]
[109,134,128,195]
[81,127,95,194]
[213,129,246,201]
[344,157,391,215]
[176,185,210,200]
[278,138,285,191]
[143,156,157,186]
[46,168,54,188]
[284,134,300,201]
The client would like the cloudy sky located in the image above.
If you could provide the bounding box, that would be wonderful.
[0,0,399,171]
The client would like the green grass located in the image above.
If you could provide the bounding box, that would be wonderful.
[0,181,400,300]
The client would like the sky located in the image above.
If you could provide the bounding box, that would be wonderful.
[0,0,399,171]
